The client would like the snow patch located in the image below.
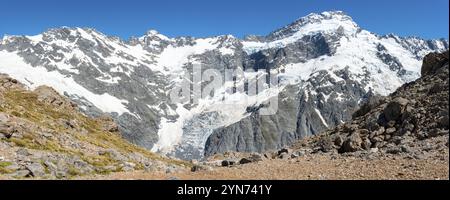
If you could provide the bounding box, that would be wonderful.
[0,51,132,116]
[155,38,219,73]
[314,108,329,128]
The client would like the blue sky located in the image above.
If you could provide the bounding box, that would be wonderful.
[1,0,448,40]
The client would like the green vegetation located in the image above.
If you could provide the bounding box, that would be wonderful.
[0,161,13,174]
[67,165,81,176]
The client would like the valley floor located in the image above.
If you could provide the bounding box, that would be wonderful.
[80,151,448,180]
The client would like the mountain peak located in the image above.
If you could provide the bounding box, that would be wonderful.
[145,29,160,36]
[307,10,350,18]
[300,11,355,24]
[39,27,108,42]
[266,10,358,41]
[142,29,171,41]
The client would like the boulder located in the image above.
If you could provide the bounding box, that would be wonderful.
[34,86,77,110]
[239,153,263,164]
[190,165,211,172]
[339,132,362,153]
[421,51,449,76]
[290,150,305,158]
[383,97,409,122]
[221,160,234,167]
[277,148,289,156]
[438,115,449,129]
[99,116,120,132]
[239,158,253,165]
[334,135,344,146]
[352,95,384,118]
[0,123,16,139]
[317,136,334,152]
[249,153,263,162]
[278,152,290,159]
[11,170,32,178]
[26,163,46,177]
[385,127,396,134]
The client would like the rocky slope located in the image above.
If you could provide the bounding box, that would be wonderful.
[0,75,188,179]
[0,11,448,160]
[293,50,449,157]
[204,51,449,175]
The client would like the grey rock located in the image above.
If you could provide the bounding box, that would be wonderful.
[55,171,67,179]
[191,165,203,172]
[221,160,234,167]
[239,158,253,165]
[165,165,179,173]
[317,137,334,152]
[16,149,31,156]
[190,165,209,172]
[249,153,263,162]
[5,163,21,172]
[369,148,379,153]
[278,148,290,156]
[168,176,179,180]
[438,115,449,129]
[334,135,344,146]
[391,136,403,145]
[361,138,372,150]
[383,98,408,122]
[385,127,396,134]
[386,147,403,154]
[421,51,449,76]
[120,162,136,172]
[278,152,290,159]
[0,123,16,139]
[26,163,46,177]
[291,150,305,158]
[340,133,362,153]
[43,160,57,172]
[11,170,32,178]
[400,145,411,153]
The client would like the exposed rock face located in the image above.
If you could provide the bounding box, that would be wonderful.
[204,68,369,157]
[0,11,448,160]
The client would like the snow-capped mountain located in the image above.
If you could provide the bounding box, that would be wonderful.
[0,11,448,160]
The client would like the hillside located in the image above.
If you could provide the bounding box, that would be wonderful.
[0,75,188,179]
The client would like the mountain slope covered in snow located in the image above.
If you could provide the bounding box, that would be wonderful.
[0,11,448,159]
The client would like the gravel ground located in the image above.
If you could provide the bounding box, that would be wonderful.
[80,150,448,180]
